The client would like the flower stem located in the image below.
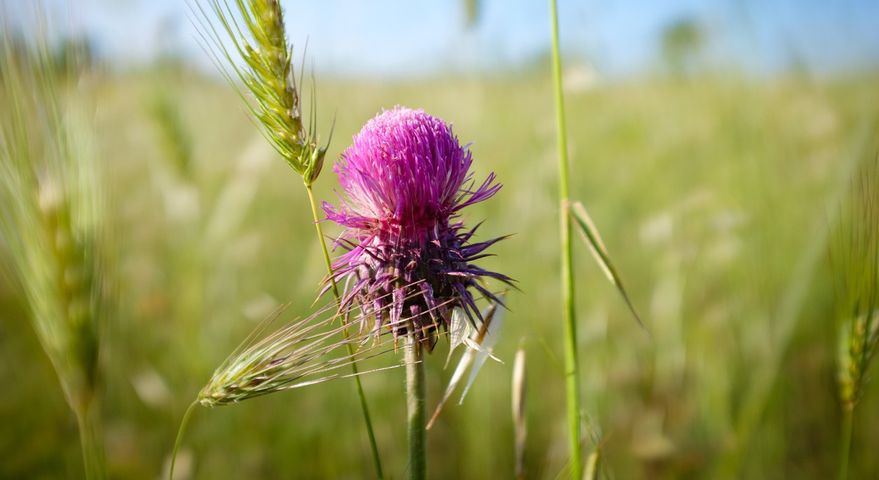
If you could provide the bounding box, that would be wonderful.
[169,400,198,480]
[74,403,106,480]
[548,0,582,477]
[838,404,854,480]
[405,336,426,480]
[306,185,384,479]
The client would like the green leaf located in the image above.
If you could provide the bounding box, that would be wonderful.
[569,200,645,329]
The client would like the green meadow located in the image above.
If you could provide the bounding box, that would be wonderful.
[3,61,879,478]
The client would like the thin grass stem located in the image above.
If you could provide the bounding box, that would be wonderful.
[75,404,106,480]
[306,185,384,479]
[548,0,582,477]
[169,401,198,480]
[405,336,426,480]
[838,402,854,480]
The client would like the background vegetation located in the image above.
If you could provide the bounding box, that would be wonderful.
[2,6,879,479]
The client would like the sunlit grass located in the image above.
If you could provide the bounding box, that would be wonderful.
[2,59,878,477]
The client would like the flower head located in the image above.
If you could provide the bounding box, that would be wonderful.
[324,107,510,347]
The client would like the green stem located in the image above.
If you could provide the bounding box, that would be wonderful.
[405,336,426,480]
[838,405,854,480]
[169,401,198,480]
[74,403,106,480]
[306,185,384,479]
[549,0,582,477]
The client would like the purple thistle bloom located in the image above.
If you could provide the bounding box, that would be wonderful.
[324,106,511,347]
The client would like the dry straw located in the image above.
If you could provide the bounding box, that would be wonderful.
[511,344,527,480]
[427,300,506,430]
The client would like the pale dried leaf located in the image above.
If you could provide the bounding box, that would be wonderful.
[512,345,527,480]
[445,307,470,368]
[427,299,504,428]
[459,301,504,403]
[427,348,474,429]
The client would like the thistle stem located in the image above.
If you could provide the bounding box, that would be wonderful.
[838,404,854,480]
[306,185,384,479]
[549,0,582,477]
[169,401,198,480]
[405,336,426,480]
[74,403,106,480]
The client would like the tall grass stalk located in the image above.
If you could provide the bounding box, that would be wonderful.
[169,401,198,480]
[837,406,853,480]
[75,403,107,480]
[548,0,582,476]
[190,1,383,475]
[306,184,383,478]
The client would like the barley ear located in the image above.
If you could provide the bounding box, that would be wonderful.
[832,154,879,410]
[831,153,879,480]
[190,0,327,185]
[197,301,402,407]
[1,17,109,479]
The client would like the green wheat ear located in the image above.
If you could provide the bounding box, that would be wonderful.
[834,156,879,409]
[190,0,328,185]
[1,22,109,480]
[832,154,879,480]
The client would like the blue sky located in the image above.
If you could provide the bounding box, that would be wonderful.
[17,0,879,78]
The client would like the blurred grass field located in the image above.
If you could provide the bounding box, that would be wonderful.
[2,63,879,478]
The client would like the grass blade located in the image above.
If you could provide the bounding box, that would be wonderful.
[569,200,644,329]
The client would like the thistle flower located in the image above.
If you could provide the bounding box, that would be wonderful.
[324,107,511,347]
